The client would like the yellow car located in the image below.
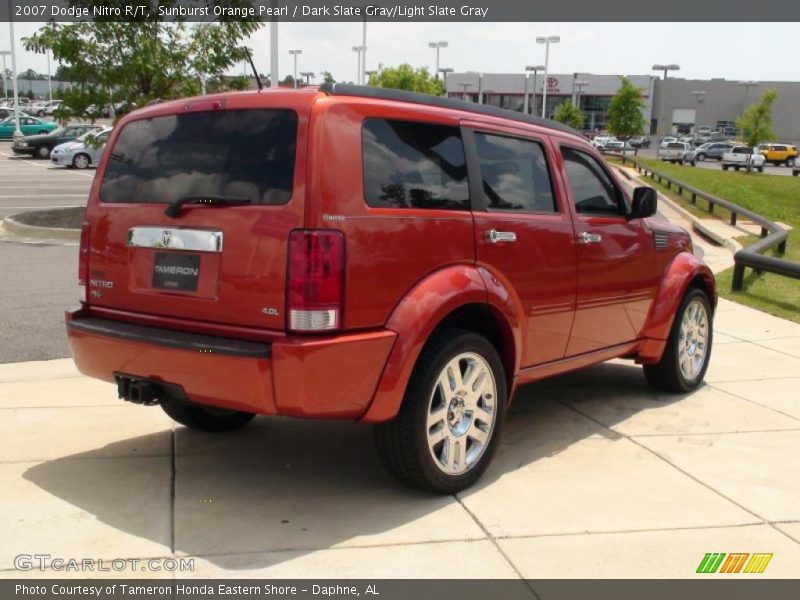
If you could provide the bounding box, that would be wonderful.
[758,143,798,167]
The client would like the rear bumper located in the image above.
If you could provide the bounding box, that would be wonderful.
[66,310,397,419]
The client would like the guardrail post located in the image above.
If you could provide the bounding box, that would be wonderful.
[730,212,737,226]
[761,227,768,238]
[677,185,683,195]
[732,263,745,291]
[691,192,696,204]
[778,239,787,254]
[708,201,714,214]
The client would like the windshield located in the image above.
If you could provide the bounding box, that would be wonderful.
[100,109,298,205]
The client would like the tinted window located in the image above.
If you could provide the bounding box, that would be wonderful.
[561,147,623,215]
[475,133,556,213]
[100,110,297,205]
[362,119,469,210]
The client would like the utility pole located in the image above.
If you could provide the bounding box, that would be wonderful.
[270,20,279,88]
[537,36,560,119]
[525,65,544,115]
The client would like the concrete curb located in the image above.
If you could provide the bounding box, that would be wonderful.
[613,164,742,255]
[1,215,81,242]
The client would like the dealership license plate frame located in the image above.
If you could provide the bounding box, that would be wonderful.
[152,252,201,292]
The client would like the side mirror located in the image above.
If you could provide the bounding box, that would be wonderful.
[630,187,657,219]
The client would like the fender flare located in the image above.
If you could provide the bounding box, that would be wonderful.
[637,251,716,363]
[360,264,522,423]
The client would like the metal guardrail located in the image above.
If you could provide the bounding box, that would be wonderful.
[618,154,798,291]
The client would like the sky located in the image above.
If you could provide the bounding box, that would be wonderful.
[3,22,800,83]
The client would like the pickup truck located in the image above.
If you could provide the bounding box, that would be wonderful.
[721,146,766,172]
[659,142,696,166]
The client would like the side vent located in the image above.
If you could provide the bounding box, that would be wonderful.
[653,231,670,250]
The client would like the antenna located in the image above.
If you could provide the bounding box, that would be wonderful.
[244,48,263,91]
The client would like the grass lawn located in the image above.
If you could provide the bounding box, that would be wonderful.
[609,156,800,323]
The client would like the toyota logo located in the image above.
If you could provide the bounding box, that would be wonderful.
[546,77,558,89]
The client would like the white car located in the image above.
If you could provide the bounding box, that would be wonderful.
[592,135,617,149]
[659,136,678,148]
[50,127,112,169]
[36,100,63,117]
[659,142,696,165]
[721,146,766,172]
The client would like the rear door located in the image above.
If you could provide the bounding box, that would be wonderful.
[465,123,576,367]
[85,98,307,332]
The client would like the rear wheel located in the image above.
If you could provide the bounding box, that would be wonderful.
[72,153,90,169]
[723,165,729,171]
[787,157,796,167]
[374,329,506,493]
[160,397,256,432]
[644,288,713,393]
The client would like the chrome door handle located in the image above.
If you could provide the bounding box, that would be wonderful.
[578,231,602,244]
[486,229,517,244]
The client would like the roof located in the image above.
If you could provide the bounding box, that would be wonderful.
[319,83,579,137]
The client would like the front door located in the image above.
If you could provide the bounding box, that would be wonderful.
[466,124,577,367]
[559,144,657,356]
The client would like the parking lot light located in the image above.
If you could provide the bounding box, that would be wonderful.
[739,81,758,110]
[0,51,10,101]
[653,63,680,80]
[438,67,453,95]
[7,20,21,139]
[536,36,560,118]
[524,65,545,115]
[299,71,315,86]
[364,69,377,85]
[352,46,365,85]
[428,41,448,79]
[288,49,303,89]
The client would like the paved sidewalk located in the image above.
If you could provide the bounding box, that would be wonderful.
[1,299,799,579]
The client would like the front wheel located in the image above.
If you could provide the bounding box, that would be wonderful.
[72,153,90,169]
[160,396,256,432]
[644,288,713,393]
[35,145,51,159]
[696,152,706,161]
[374,329,506,493]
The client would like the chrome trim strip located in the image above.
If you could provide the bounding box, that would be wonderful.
[126,227,223,253]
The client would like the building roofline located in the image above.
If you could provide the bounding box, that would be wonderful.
[318,82,579,136]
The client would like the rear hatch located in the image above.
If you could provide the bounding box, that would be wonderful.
[84,95,308,333]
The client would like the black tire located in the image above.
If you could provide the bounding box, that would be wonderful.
[35,145,51,159]
[793,171,799,177]
[37,110,45,117]
[696,152,706,161]
[374,329,507,494]
[758,166,764,173]
[722,165,729,171]
[160,396,256,432]
[787,158,796,168]
[734,166,740,171]
[72,153,91,169]
[644,288,713,393]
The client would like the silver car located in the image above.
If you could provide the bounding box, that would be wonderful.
[50,127,112,169]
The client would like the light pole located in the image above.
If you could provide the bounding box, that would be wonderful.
[739,81,758,112]
[536,35,560,118]
[468,71,483,104]
[364,69,377,85]
[428,41,448,79]
[8,19,21,138]
[439,67,453,96]
[0,50,10,101]
[458,82,472,100]
[288,49,302,88]
[652,63,680,80]
[299,71,315,86]
[361,14,368,86]
[352,46,364,85]
[270,20,279,88]
[525,65,544,115]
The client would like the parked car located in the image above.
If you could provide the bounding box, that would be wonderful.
[113,100,135,116]
[660,142,696,165]
[696,126,713,135]
[85,104,113,119]
[0,107,31,121]
[592,134,617,149]
[65,85,716,493]
[0,116,58,140]
[658,136,678,148]
[11,123,105,159]
[693,142,734,162]
[758,143,798,167]
[722,146,766,172]
[600,140,634,155]
[51,127,113,169]
[36,100,63,117]
[628,136,650,149]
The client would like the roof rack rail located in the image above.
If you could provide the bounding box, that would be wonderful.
[318,83,578,136]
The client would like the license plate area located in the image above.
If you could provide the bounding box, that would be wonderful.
[152,252,200,291]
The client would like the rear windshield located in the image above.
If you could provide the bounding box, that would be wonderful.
[100,109,297,205]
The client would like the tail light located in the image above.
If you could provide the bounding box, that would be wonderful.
[287,230,345,332]
[78,221,91,303]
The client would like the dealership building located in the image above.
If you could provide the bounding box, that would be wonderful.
[444,73,800,141]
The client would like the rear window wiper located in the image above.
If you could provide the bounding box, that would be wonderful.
[164,195,252,218]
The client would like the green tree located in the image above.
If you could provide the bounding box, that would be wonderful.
[320,71,336,84]
[23,17,260,117]
[607,76,647,140]
[553,100,585,130]
[737,90,777,148]
[368,64,444,95]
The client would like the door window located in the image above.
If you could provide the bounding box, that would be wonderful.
[474,133,557,213]
[561,147,623,215]
[362,118,469,210]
